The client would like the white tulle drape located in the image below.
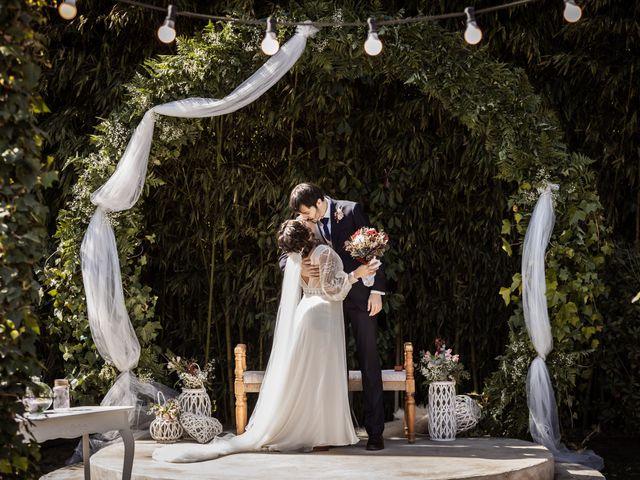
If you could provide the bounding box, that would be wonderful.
[523,184,603,470]
[79,25,317,433]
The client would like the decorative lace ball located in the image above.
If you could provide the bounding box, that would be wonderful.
[180,413,223,444]
[150,417,183,444]
[455,395,481,433]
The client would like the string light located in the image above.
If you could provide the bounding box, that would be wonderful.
[58,0,77,20]
[563,0,582,23]
[157,5,177,44]
[96,0,582,53]
[464,7,483,45]
[364,18,383,56]
[261,17,280,55]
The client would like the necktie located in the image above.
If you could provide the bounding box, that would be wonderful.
[320,217,332,244]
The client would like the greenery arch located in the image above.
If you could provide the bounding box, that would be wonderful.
[46,10,609,437]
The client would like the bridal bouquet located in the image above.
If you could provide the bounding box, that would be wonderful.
[419,338,469,384]
[344,227,390,286]
[167,356,216,389]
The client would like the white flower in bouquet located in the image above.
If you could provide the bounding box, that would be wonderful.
[343,227,390,263]
[419,338,469,384]
[343,227,390,287]
[167,357,216,390]
[148,398,181,421]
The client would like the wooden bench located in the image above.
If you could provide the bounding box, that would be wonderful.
[234,342,416,443]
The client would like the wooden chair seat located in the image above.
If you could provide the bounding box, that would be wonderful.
[234,342,416,443]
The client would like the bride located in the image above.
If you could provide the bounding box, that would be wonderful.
[153,219,379,462]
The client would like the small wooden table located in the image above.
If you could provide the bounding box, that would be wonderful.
[19,406,134,480]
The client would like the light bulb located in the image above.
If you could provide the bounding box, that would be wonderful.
[158,25,176,43]
[364,34,383,56]
[261,32,279,55]
[261,17,279,55]
[464,23,482,44]
[364,18,383,56]
[58,0,77,20]
[563,0,582,22]
[464,7,482,45]
[157,5,177,44]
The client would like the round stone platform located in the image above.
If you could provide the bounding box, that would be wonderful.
[85,437,553,480]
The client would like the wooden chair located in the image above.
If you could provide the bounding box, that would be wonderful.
[234,342,416,443]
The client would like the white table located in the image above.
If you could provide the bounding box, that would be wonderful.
[19,406,134,480]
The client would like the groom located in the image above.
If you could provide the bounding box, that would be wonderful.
[279,182,386,451]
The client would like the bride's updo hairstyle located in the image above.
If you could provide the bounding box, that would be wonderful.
[277,220,316,257]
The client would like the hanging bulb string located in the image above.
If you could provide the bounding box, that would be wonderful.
[60,0,581,48]
[115,0,541,28]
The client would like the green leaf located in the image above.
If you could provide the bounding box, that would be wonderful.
[501,238,513,256]
[499,287,511,305]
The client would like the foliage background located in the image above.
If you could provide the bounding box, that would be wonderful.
[0,1,51,478]
[43,2,610,443]
[2,2,637,476]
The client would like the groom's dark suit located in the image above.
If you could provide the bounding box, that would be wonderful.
[280,198,386,438]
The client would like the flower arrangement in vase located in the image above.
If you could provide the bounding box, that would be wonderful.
[167,357,216,418]
[419,338,469,385]
[420,338,469,441]
[148,394,183,443]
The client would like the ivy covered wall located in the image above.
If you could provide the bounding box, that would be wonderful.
[1,1,53,478]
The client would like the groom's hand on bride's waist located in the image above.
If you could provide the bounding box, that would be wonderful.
[301,258,320,278]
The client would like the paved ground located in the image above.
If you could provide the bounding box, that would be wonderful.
[555,462,605,480]
[43,437,559,480]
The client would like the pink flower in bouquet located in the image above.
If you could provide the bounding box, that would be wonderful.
[419,339,469,384]
[344,227,390,264]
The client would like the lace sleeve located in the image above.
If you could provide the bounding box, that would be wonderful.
[314,246,355,301]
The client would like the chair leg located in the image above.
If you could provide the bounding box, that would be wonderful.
[234,344,247,434]
[404,342,416,443]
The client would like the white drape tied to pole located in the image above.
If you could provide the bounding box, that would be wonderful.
[91,24,318,212]
[80,25,318,429]
[523,184,603,470]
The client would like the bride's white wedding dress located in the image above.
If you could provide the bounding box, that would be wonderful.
[153,245,359,463]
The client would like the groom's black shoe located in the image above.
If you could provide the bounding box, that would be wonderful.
[366,435,384,451]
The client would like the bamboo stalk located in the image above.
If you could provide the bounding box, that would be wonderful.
[223,229,234,423]
[259,329,264,370]
[215,272,226,421]
[288,70,298,169]
[470,329,479,392]
[205,224,216,364]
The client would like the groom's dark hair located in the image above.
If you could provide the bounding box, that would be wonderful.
[289,183,325,212]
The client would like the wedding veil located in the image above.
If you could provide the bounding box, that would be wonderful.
[152,252,302,462]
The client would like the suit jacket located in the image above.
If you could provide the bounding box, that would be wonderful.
[279,198,386,312]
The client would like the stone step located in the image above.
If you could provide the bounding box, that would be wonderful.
[40,438,605,480]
